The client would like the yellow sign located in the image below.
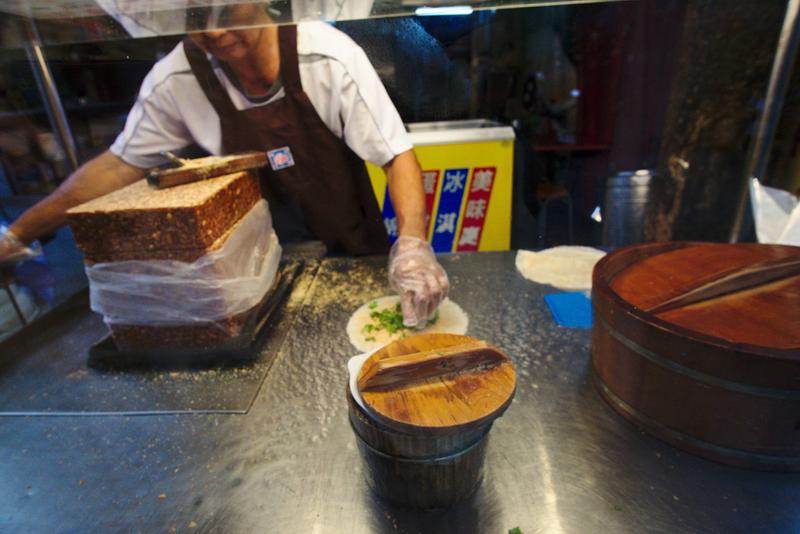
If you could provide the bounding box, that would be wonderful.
[367,139,513,252]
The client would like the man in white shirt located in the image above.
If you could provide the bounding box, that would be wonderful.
[0,3,447,327]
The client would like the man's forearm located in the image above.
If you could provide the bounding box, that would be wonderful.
[10,150,144,244]
[384,149,427,239]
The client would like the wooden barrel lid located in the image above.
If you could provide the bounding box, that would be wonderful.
[357,333,516,435]
[607,242,800,349]
[592,242,800,470]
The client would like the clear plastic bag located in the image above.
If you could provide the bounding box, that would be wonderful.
[86,200,281,326]
[750,178,800,246]
[0,223,40,264]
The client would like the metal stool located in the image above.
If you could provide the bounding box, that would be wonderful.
[1,265,27,327]
[536,183,574,248]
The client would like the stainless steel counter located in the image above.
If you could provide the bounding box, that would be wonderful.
[0,252,798,533]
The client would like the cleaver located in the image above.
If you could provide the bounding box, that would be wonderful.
[146,151,268,189]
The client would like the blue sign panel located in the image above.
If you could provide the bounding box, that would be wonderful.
[381,187,398,245]
[430,168,469,253]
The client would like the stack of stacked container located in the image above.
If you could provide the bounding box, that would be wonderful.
[67,168,280,351]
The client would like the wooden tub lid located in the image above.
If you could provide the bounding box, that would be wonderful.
[604,242,800,350]
[356,333,516,435]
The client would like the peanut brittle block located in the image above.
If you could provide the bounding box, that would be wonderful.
[67,170,260,263]
[109,308,253,352]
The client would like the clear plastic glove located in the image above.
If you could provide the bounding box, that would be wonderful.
[388,236,449,328]
[0,225,37,265]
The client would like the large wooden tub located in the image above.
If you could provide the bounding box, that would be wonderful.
[592,242,800,471]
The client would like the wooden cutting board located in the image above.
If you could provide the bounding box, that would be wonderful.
[592,241,800,471]
[357,333,516,435]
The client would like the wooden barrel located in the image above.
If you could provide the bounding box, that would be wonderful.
[347,388,491,508]
[592,242,800,471]
[347,333,516,508]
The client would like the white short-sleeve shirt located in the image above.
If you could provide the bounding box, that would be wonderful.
[110,21,412,169]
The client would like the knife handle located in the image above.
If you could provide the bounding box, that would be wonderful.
[357,341,508,392]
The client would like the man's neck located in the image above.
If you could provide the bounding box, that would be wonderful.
[225,26,280,96]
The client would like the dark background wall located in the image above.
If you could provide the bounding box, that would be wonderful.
[0,0,795,244]
[645,0,788,242]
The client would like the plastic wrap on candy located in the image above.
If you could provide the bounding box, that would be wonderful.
[85,200,281,350]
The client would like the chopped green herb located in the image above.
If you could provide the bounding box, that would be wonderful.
[368,301,378,309]
[364,301,441,338]
[508,528,523,534]
[369,306,407,334]
[365,336,376,342]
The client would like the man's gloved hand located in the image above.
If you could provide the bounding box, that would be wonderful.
[388,236,449,328]
[0,226,36,265]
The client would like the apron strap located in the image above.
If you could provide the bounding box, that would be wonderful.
[277,25,302,92]
[182,38,239,118]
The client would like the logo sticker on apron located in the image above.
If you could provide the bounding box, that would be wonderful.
[267,147,295,170]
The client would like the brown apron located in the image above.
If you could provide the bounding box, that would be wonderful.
[183,26,389,256]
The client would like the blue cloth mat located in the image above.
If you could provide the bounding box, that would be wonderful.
[544,292,593,328]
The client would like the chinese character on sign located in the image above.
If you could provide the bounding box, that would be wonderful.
[383,217,398,237]
[435,213,457,234]
[458,226,481,247]
[443,171,466,193]
[422,171,438,194]
[471,169,494,192]
[464,199,487,219]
